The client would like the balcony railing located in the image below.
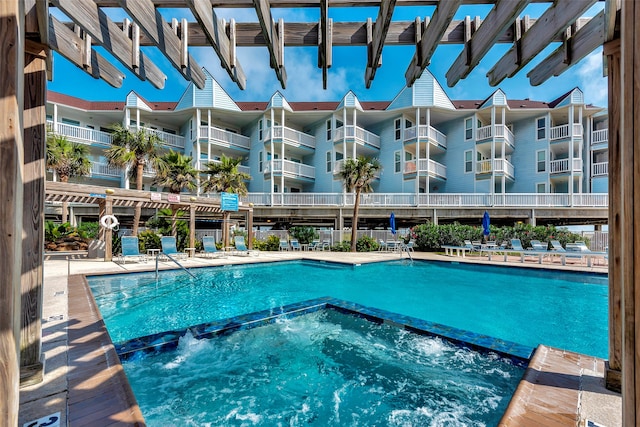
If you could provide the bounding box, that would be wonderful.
[334,125,381,149]
[550,123,583,141]
[550,158,583,174]
[90,162,120,178]
[475,124,514,146]
[264,159,315,179]
[133,126,185,149]
[266,126,316,149]
[241,192,608,208]
[48,121,113,146]
[592,129,608,145]
[404,159,447,179]
[403,125,447,148]
[475,159,515,178]
[199,126,251,150]
[592,162,609,176]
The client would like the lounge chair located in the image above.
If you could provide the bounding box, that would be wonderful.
[200,236,225,258]
[234,236,259,256]
[321,239,331,250]
[161,236,187,260]
[279,239,290,251]
[529,240,549,251]
[550,240,566,252]
[118,236,147,264]
[309,240,321,251]
[290,239,302,251]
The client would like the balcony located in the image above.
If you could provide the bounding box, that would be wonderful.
[550,158,583,174]
[550,123,583,141]
[48,121,113,147]
[476,124,514,148]
[404,159,447,180]
[334,125,381,149]
[592,161,609,176]
[90,162,120,178]
[132,126,185,149]
[265,126,315,150]
[476,158,515,179]
[201,159,251,176]
[199,126,250,151]
[403,125,447,149]
[591,129,608,145]
[264,159,315,180]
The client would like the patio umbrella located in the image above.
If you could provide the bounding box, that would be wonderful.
[482,211,491,236]
[390,212,397,235]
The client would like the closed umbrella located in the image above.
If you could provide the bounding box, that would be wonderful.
[390,212,397,235]
[482,211,491,237]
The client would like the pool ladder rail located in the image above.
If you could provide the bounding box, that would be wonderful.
[155,252,197,279]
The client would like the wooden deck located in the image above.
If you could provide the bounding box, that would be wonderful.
[67,274,145,426]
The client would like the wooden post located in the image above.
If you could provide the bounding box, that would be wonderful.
[20,39,47,386]
[0,0,24,424]
[246,209,253,249]
[104,198,113,261]
[604,37,622,392]
[189,204,195,253]
[620,2,639,423]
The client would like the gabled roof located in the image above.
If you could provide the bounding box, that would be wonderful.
[548,87,584,108]
[47,91,178,111]
[387,69,455,110]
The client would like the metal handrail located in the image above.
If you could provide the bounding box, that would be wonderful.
[156,252,196,279]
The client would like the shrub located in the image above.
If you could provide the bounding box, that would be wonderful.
[77,221,99,239]
[138,230,161,252]
[254,234,280,251]
[288,226,318,244]
[330,240,351,252]
[356,235,379,252]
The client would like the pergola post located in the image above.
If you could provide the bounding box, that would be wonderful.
[104,198,113,262]
[189,204,196,252]
[0,0,25,424]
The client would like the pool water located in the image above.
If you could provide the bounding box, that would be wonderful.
[88,260,608,358]
[122,309,525,426]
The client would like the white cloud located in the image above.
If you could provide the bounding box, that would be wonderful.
[575,49,608,107]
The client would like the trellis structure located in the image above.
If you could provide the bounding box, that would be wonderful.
[3,0,636,425]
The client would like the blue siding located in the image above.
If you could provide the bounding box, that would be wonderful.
[510,118,547,193]
[592,178,608,193]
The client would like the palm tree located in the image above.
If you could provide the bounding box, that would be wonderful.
[201,155,251,249]
[339,156,382,252]
[105,124,165,235]
[46,134,91,223]
[154,151,198,237]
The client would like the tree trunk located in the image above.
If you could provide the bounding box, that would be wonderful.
[60,176,69,223]
[132,162,144,235]
[350,190,361,252]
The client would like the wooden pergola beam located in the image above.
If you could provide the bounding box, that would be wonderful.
[92,0,564,7]
[253,0,287,89]
[528,10,605,86]
[364,0,397,88]
[487,0,597,86]
[117,0,207,89]
[52,0,167,89]
[48,15,125,88]
[318,0,332,89]
[405,0,461,86]
[185,0,247,89]
[446,0,529,87]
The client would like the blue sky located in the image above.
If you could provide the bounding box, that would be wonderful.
[49,4,607,107]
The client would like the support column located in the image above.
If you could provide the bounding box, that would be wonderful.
[604,37,622,392]
[104,198,113,262]
[246,210,254,249]
[0,1,25,424]
[189,204,196,252]
[20,38,47,386]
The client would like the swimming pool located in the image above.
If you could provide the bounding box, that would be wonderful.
[119,303,527,425]
[88,259,608,358]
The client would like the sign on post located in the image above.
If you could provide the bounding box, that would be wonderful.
[221,192,239,211]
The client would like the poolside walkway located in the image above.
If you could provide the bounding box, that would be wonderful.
[19,250,619,426]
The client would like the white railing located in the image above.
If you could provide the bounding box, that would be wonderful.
[475,159,514,177]
[404,125,447,148]
[403,159,446,179]
[334,125,381,149]
[550,158,583,174]
[90,162,120,177]
[135,126,185,149]
[268,126,316,149]
[333,159,345,175]
[550,124,582,141]
[48,121,113,146]
[200,159,251,175]
[476,124,514,146]
[241,192,609,208]
[592,129,608,145]
[592,162,609,176]
[264,159,315,179]
[199,126,251,150]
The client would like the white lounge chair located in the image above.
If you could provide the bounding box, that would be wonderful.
[200,236,225,258]
[279,239,290,251]
[118,236,147,264]
[234,236,259,256]
[290,239,302,251]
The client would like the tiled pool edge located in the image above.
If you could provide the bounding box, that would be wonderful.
[114,296,534,365]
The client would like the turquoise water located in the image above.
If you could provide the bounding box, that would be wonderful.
[88,260,608,358]
[121,309,525,426]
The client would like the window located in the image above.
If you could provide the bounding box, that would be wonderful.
[536,117,546,140]
[405,119,413,129]
[395,151,402,173]
[61,118,80,126]
[163,128,176,135]
[259,151,263,172]
[86,125,94,130]
[326,120,332,140]
[259,119,263,140]
[464,150,473,173]
[536,183,547,193]
[465,118,473,140]
[394,118,402,140]
[326,151,332,172]
[536,150,546,172]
